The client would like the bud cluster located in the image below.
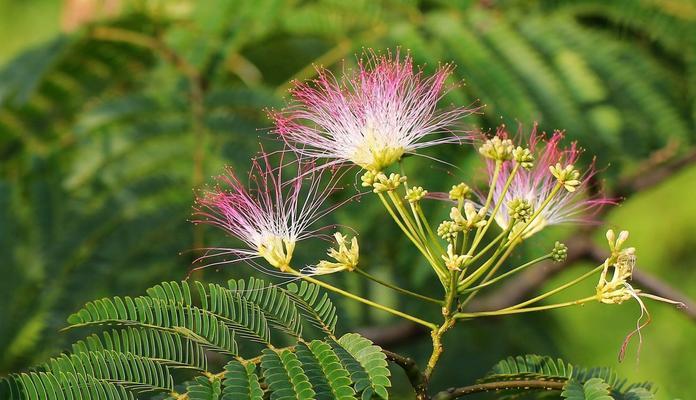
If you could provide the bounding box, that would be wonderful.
[479,136,514,161]
[442,244,468,271]
[506,198,534,223]
[372,173,407,193]
[551,241,568,262]
[406,186,428,203]
[512,146,534,169]
[549,163,581,192]
[448,183,471,201]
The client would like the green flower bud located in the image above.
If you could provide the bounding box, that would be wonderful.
[448,183,471,201]
[361,170,377,187]
[512,146,534,169]
[372,173,406,193]
[479,136,514,161]
[549,163,582,192]
[405,186,428,203]
[551,241,568,262]
[437,220,460,241]
[507,198,534,222]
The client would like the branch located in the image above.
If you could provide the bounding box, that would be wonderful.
[382,349,428,397]
[431,380,565,399]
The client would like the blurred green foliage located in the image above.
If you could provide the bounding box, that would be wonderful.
[0,0,694,398]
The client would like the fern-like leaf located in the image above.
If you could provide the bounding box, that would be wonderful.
[66,295,238,355]
[222,360,264,400]
[261,348,315,400]
[482,354,573,383]
[334,333,390,400]
[44,350,174,393]
[70,327,207,371]
[286,281,338,336]
[230,278,303,338]
[187,376,222,400]
[4,371,136,400]
[562,378,614,400]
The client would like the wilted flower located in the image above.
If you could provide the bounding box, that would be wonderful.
[193,151,341,273]
[272,50,476,171]
[488,126,614,239]
[307,232,360,275]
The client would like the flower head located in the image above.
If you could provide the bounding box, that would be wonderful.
[193,151,341,273]
[487,126,614,239]
[273,50,476,171]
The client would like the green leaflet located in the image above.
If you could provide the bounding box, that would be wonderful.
[4,372,136,400]
[66,295,238,355]
[296,341,357,400]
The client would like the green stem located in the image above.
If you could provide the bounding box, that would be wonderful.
[502,265,604,311]
[459,254,553,294]
[287,269,437,330]
[466,162,518,258]
[454,295,597,319]
[417,203,446,255]
[354,268,443,305]
[458,224,514,288]
[458,243,516,308]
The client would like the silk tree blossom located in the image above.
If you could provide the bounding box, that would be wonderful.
[272,50,477,172]
[487,126,615,238]
[193,151,343,273]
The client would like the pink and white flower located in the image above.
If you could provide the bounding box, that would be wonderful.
[272,50,476,171]
[488,126,615,238]
[193,151,342,273]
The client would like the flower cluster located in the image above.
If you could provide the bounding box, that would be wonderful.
[272,50,476,172]
[484,125,614,239]
[190,49,679,368]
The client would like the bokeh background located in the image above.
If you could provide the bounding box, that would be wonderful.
[1,0,694,398]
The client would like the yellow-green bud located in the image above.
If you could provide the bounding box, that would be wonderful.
[361,170,377,187]
[507,198,534,222]
[479,136,514,161]
[512,146,534,169]
[405,186,428,203]
[448,183,471,201]
[549,163,581,192]
[551,241,568,262]
[437,220,460,241]
[463,202,487,229]
[372,173,406,193]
